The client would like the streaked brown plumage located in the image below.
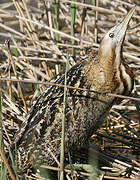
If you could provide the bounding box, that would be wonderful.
[10,7,135,173]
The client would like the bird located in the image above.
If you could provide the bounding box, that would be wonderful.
[10,7,135,174]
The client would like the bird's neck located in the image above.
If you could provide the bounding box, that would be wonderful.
[84,48,133,95]
[98,43,122,70]
[97,49,133,95]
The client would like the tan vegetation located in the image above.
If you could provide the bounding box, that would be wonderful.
[0,0,140,179]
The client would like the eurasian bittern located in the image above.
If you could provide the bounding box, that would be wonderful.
[10,7,135,173]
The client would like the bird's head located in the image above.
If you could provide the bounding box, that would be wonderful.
[98,6,135,68]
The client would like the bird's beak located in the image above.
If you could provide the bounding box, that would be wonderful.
[113,6,136,42]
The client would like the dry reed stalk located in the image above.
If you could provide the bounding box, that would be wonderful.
[0,147,16,180]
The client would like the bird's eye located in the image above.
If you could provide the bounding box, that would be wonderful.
[109,32,114,38]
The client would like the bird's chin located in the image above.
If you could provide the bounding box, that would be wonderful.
[113,38,123,49]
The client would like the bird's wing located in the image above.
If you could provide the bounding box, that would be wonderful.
[12,60,89,146]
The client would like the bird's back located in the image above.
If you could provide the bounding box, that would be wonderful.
[12,48,116,171]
